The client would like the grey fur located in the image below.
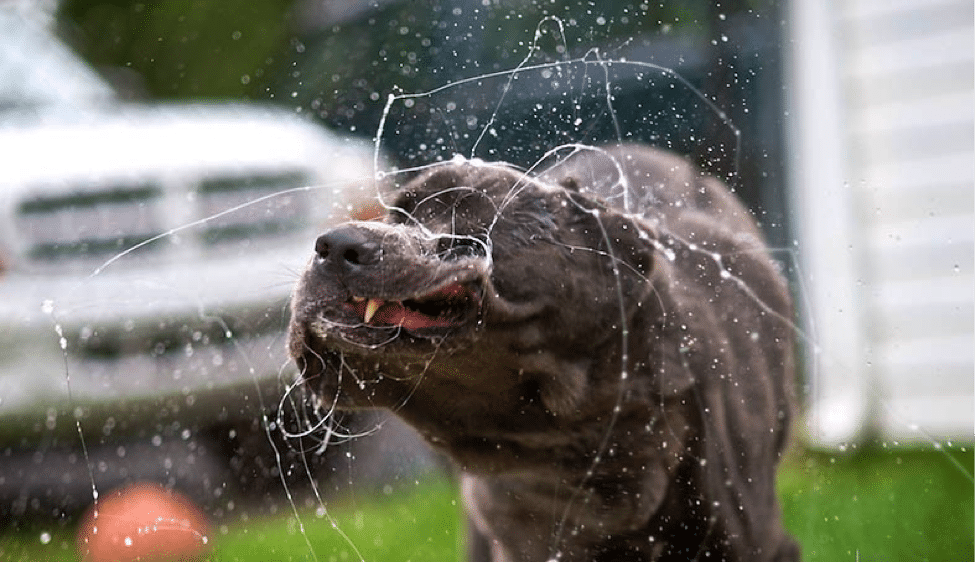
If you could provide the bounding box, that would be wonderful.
[289,145,799,561]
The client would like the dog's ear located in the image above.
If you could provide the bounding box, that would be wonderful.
[600,211,655,278]
[562,189,655,279]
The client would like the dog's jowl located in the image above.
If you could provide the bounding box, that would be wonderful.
[288,144,799,561]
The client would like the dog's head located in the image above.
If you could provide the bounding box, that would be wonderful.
[288,158,657,418]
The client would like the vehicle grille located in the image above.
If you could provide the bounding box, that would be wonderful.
[16,183,165,269]
[14,171,312,272]
[197,172,310,247]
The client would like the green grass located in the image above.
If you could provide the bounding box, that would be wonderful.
[2,445,972,561]
[210,479,464,561]
[778,443,974,561]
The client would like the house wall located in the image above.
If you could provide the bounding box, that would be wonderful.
[788,0,974,446]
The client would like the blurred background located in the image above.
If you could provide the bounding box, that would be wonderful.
[0,0,971,560]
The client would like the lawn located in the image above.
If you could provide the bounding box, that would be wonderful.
[778,443,974,561]
[2,444,971,561]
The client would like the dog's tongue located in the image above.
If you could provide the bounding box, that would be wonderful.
[369,300,455,330]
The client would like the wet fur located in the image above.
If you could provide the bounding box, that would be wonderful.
[289,145,799,560]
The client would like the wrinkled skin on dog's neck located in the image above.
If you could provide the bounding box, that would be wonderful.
[289,146,798,561]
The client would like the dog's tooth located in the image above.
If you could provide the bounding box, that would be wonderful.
[363,298,383,323]
[351,296,365,302]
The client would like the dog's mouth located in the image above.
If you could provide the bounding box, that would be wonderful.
[343,281,481,333]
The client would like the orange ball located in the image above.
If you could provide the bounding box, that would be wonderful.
[76,482,213,562]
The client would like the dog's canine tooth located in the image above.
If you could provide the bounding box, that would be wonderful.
[363,298,383,323]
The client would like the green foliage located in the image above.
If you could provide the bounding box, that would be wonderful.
[60,0,292,98]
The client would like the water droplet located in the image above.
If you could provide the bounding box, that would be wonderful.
[39,532,51,545]
[41,299,55,314]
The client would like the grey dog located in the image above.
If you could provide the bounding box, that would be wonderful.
[288,144,799,560]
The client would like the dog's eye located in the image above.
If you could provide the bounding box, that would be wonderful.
[435,235,488,261]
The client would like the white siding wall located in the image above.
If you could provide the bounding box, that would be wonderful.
[789,0,973,445]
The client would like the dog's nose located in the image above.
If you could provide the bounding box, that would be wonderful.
[315,226,382,269]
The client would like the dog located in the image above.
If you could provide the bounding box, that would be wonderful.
[288,144,799,560]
